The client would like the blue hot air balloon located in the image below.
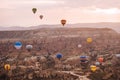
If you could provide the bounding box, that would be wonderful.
[80,56,87,63]
[80,56,86,58]
[56,53,63,60]
[14,41,22,49]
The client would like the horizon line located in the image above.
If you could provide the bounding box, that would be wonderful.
[1,22,120,28]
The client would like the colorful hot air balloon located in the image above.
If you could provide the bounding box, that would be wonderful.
[98,57,104,63]
[80,56,87,63]
[4,64,10,71]
[56,53,63,60]
[61,19,66,26]
[39,15,43,20]
[32,8,37,14]
[26,45,33,51]
[90,65,97,72]
[14,41,22,49]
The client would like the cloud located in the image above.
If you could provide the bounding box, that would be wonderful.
[92,8,120,14]
[1,0,120,9]
[62,0,120,9]
[0,0,65,9]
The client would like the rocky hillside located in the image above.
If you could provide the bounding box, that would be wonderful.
[0,28,119,40]
[0,28,120,80]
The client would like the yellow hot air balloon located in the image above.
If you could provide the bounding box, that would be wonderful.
[87,38,92,43]
[90,65,97,72]
[4,64,11,71]
[61,19,66,26]
[32,8,37,14]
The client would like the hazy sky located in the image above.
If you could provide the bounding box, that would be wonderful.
[1,0,120,27]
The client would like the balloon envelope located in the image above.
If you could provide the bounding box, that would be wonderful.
[39,15,43,19]
[4,64,10,71]
[115,54,120,58]
[14,41,22,49]
[87,38,92,43]
[98,57,104,63]
[80,56,86,59]
[95,62,100,65]
[61,19,66,26]
[56,53,63,59]
[78,44,82,48]
[90,65,97,72]
[32,8,37,14]
[80,56,87,63]
[107,61,112,66]
[26,45,33,51]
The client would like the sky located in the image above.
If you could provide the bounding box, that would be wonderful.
[0,0,120,27]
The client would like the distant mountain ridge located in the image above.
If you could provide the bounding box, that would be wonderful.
[0,22,120,33]
[0,27,118,39]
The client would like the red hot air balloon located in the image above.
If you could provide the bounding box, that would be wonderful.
[61,19,66,26]
[98,57,104,63]
[39,15,43,20]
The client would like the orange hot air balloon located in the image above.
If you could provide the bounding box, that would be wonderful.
[4,64,11,71]
[32,8,37,14]
[39,15,43,20]
[61,19,66,26]
[98,57,104,63]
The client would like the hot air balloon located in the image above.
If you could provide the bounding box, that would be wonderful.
[80,56,87,59]
[115,54,120,58]
[87,38,92,43]
[39,15,43,20]
[90,65,97,72]
[95,62,100,66]
[98,57,104,63]
[32,8,37,14]
[78,44,82,48]
[26,45,33,52]
[4,64,10,71]
[14,41,22,49]
[61,19,66,26]
[80,56,87,63]
[56,53,63,60]
[107,61,112,66]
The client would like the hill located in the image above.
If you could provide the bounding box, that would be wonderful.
[0,27,118,40]
[0,22,120,33]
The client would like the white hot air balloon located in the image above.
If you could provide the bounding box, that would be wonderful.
[95,62,100,66]
[115,54,120,58]
[26,45,33,51]
[78,44,82,48]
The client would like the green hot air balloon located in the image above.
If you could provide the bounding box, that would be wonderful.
[32,8,37,14]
